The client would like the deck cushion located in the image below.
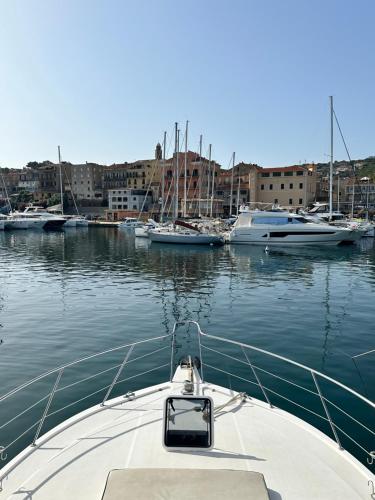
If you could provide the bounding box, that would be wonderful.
[101,468,270,499]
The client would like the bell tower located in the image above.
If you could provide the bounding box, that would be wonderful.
[155,143,162,160]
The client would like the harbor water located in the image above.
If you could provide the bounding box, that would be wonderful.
[0,228,374,465]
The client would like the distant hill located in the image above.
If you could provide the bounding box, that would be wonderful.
[315,157,375,181]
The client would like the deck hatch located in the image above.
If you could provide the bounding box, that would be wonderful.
[163,396,214,450]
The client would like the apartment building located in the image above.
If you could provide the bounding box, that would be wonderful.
[71,163,104,202]
[255,165,317,208]
[106,188,152,221]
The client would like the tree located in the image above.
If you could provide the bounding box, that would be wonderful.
[47,194,61,207]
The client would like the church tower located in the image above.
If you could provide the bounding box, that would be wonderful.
[155,142,162,160]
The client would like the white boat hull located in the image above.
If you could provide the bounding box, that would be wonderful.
[149,231,224,245]
[229,226,358,246]
[76,218,88,227]
[25,219,46,230]
[63,218,77,228]
[135,227,149,238]
[4,219,29,230]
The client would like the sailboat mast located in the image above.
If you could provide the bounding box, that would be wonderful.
[173,123,178,219]
[184,120,188,217]
[198,134,202,217]
[58,145,64,215]
[230,152,235,216]
[206,144,212,216]
[236,163,241,216]
[329,96,333,218]
[161,131,166,223]
[210,147,215,218]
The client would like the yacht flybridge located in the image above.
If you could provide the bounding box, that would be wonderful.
[0,322,373,499]
[229,211,362,246]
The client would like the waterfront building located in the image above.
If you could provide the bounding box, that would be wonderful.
[162,151,221,217]
[218,163,317,213]
[106,188,153,221]
[71,163,104,203]
[103,163,129,191]
[255,164,317,208]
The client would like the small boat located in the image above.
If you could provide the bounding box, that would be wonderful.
[134,220,159,238]
[0,321,373,499]
[119,217,143,229]
[75,216,89,227]
[149,220,224,245]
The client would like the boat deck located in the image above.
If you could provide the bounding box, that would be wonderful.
[0,377,372,499]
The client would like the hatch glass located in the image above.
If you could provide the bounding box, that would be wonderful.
[163,396,213,450]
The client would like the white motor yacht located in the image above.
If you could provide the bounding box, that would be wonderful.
[229,211,361,246]
[0,321,373,499]
[15,206,66,230]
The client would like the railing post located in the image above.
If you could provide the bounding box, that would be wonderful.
[101,345,134,406]
[311,371,343,449]
[32,368,64,446]
[242,347,272,408]
[169,328,175,382]
[197,328,204,383]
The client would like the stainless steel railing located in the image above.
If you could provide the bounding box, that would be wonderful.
[0,321,374,476]
[170,321,375,469]
[0,332,172,472]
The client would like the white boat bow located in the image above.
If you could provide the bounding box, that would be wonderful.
[0,322,373,499]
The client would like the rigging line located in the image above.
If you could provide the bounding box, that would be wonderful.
[137,147,161,220]
[63,164,80,215]
[333,108,365,200]
[165,128,174,158]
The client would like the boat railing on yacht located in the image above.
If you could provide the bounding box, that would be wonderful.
[0,322,374,481]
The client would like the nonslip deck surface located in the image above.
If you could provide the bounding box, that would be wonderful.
[0,380,372,500]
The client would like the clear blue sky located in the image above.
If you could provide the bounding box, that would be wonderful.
[0,0,374,169]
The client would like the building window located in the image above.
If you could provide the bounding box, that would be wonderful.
[133,197,136,201]
[272,172,281,177]
[124,204,128,209]
[299,183,303,189]
[261,172,270,177]
[299,198,303,204]
[133,205,137,209]
[284,171,293,177]
[289,198,293,205]
[297,171,304,176]
[269,184,273,190]
[281,183,284,190]
[261,184,264,190]
[289,183,293,189]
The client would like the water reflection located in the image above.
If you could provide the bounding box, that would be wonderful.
[0,229,374,398]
